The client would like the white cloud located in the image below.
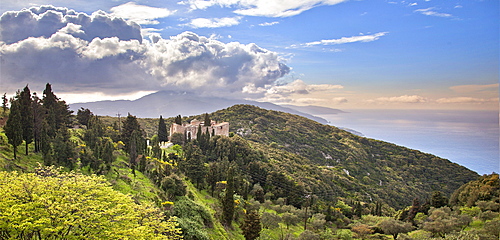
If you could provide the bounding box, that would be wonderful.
[436,97,499,104]
[258,21,279,26]
[0,6,290,97]
[414,7,453,18]
[110,2,175,25]
[180,0,348,17]
[409,2,418,6]
[0,6,142,44]
[299,32,388,47]
[182,16,242,28]
[368,95,428,104]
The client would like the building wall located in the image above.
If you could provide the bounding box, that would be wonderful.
[169,120,229,140]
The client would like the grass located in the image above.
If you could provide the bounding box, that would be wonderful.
[0,129,44,172]
[183,180,234,239]
[105,154,161,204]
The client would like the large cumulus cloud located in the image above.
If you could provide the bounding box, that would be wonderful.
[0,5,289,97]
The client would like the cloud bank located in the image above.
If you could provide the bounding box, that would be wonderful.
[0,5,290,98]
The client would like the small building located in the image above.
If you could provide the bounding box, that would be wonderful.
[169,119,229,140]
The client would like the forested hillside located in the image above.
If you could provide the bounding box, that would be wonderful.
[1,85,498,240]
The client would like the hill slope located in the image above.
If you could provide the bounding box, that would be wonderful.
[203,105,478,208]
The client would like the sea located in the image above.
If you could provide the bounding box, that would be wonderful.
[318,109,499,175]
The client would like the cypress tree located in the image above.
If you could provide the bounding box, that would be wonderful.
[158,115,168,142]
[4,96,23,159]
[32,93,44,153]
[223,166,235,227]
[204,113,211,126]
[174,115,182,125]
[1,93,7,116]
[19,85,33,155]
[42,83,72,136]
[121,113,142,153]
[241,210,262,240]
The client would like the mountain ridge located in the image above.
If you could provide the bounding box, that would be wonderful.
[70,91,338,124]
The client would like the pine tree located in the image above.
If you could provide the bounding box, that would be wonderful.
[121,113,143,154]
[158,115,168,142]
[223,166,236,227]
[241,210,262,240]
[19,85,33,155]
[4,96,23,159]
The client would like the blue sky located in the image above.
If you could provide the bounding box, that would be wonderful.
[0,0,498,110]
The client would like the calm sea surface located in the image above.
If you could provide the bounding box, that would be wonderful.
[319,109,499,175]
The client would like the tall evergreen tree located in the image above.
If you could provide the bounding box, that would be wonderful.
[32,92,44,153]
[181,144,207,188]
[158,115,168,142]
[53,128,75,169]
[42,83,72,136]
[174,115,182,125]
[19,85,33,155]
[223,166,236,227]
[4,96,23,159]
[204,113,211,126]
[1,93,7,115]
[77,108,93,127]
[121,113,142,152]
[241,210,262,240]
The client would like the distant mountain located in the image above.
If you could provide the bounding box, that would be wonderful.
[282,104,347,115]
[70,91,330,124]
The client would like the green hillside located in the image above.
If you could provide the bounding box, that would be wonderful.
[2,92,497,240]
[207,104,478,208]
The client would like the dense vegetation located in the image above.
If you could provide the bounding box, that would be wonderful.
[0,85,498,239]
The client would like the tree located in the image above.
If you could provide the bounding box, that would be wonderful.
[175,115,182,125]
[4,96,23,159]
[261,212,281,229]
[1,93,7,115]
[281,212,300,229]
[182,144,207,188]
[42,83,72,136]
[241,210,261,240]
[350,223,373,240]
[0,167,182,239]
[158,115,168,142]
[204,113,211,126]
[31,92,44,153]
[19,85,33,155]
[222,166,236,227]
[423,207,472,237]
[77,107,93,126]
[52,128,75,169]
[121,113,143,153]
[430,191,448,208]
[378,218,413,239]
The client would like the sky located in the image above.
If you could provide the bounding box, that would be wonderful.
[0,0,498,110]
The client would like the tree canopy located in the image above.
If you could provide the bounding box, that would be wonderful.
[0,167,182,240]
